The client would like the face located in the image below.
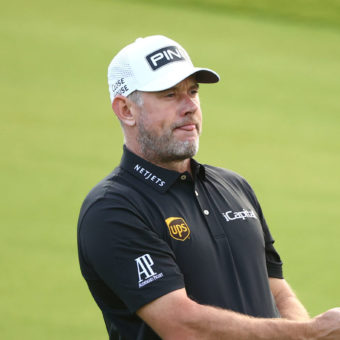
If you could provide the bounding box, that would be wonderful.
[134,77,202,164]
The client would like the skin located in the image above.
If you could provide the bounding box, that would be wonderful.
[112,76,340,339]
[112,76,201,174]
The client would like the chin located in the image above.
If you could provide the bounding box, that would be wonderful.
[175,141,199,158]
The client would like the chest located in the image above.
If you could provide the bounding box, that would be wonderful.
[139,177,266,277]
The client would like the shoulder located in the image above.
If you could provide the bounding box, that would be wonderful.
[204,164,242,178]
[203,164,259,206]
[77,166,141,226]
[204,164,249,188]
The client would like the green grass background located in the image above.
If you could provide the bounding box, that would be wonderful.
[1,0,340,338]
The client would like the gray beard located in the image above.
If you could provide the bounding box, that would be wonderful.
[137,114,199,164]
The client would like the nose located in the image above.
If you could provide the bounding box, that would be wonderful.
[180,94,199,116]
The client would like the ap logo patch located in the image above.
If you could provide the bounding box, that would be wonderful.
[165,217,191,241]
[135,254,164,288]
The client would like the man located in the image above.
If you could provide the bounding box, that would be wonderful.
[77,35,340,339]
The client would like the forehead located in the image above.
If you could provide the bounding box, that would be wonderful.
[158,75,198,92]
[138,75,198,103]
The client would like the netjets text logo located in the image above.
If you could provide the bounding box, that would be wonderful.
[221,209,257,222]
[146,46,186,70]
[133,164,166,187]
[135,254,164,288]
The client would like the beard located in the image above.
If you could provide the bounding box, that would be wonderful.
[137,111,200,164]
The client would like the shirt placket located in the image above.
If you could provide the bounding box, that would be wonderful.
[190,175,226,238]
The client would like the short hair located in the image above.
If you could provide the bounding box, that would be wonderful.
[127,90,143,107]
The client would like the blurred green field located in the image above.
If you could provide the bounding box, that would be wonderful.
[1,0,340,338]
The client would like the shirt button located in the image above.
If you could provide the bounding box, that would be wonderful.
[195,190,198,196]
[180,175,186,180]
[203,210,209,215]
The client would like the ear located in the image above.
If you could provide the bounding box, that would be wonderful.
[112,95,136,127]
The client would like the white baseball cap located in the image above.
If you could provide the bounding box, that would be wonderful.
[108,35,220,103]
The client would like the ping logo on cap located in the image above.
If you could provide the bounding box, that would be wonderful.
[165,217,191,241]
[146,46,186,70]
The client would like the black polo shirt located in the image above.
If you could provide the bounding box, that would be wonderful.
[77,146,283,340]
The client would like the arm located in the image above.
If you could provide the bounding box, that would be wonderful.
[137,288,340,340]
[270,278,310,321]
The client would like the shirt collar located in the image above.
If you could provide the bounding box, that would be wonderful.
[120,145,205,193]
[191,158,206,180]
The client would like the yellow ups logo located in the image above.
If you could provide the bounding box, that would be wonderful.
[165,217,190,241]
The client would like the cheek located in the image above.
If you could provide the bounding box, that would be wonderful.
[154,108,176,129]
[197,110,203,134]
[196,108,203,122]
[139,110,170,135]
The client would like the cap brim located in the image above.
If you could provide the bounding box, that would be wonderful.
[137,67,219,93]
[194,68,220,84]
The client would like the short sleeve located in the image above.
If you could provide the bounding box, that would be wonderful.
[79,198,185,313]
[239,177,284,279]
[257,208,283,279]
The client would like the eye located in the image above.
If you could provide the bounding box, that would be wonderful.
[165,92,175,98]
[190,88,199,96]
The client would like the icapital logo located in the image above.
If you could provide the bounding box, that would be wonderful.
[221,209,257,222]
[165,217,191,241]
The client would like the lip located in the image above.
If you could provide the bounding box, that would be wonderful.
[176,124,196,131]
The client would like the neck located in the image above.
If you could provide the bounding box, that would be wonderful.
[126,143,192,175]
[150,158,192,175]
